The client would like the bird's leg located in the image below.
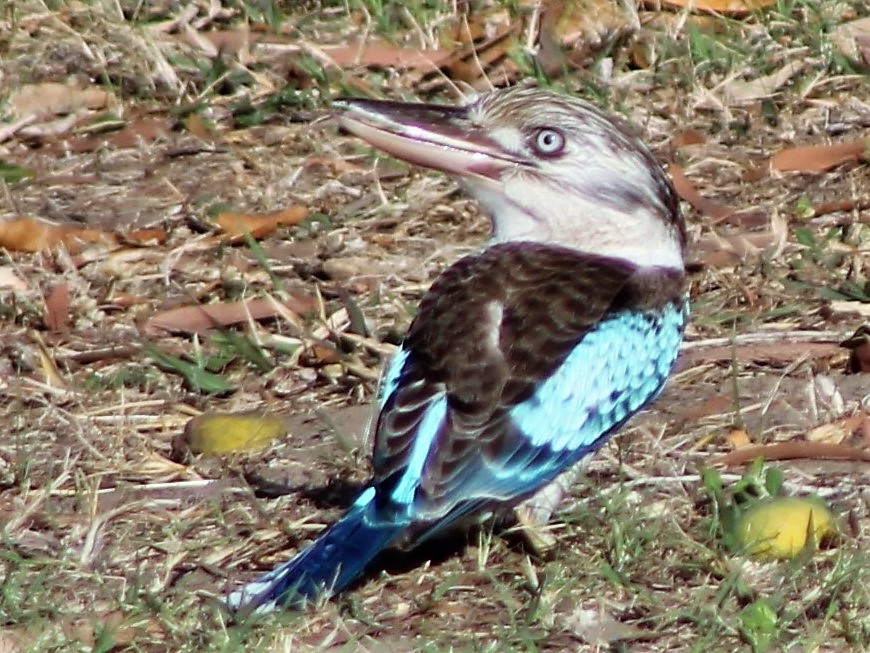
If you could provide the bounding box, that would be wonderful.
[513,461,588,554]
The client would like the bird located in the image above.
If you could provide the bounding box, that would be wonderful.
[226,83,688,615]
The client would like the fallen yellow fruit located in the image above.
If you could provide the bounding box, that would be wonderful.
[173,411,289,458]
[736,497,835,559]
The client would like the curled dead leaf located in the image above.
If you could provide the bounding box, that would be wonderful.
[713,441,870,466]
[0,217,116,254]
[216,205,308,240]
[144,295,315,336]
[655,0,775,14]
[770,140,869,174]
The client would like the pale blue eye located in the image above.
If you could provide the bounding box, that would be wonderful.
[533,128,565,155]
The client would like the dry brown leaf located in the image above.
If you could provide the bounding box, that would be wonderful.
[304,343,342,366]
[713,441,870,466]
[812,197,870,218]
[721,60,805,105]
[43,283,70,332]
[0,217,117,254]
[0,266,29,292]
[122,227,169,246]
[692,230,780,268]
[770,140,869,173]
[727,428,752,449]
[144,296,315,336]
[831,16,870,65]
[670,164,734,220]
[321,41,453,69]
[0,628,25,653]
[671,130,707,148]
[192,28,255,56]
[216,205,309,240]
[806,415,866,445]
[60,118,172,154]
[656,0,775,14]
[670,164,770,228]
[7,82,111,120]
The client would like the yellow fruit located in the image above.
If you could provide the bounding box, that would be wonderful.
[736,497,835,559]
[173,411,289,458]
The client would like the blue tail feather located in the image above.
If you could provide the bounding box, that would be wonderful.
[226,488,405,615]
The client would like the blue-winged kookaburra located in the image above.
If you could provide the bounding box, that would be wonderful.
[227,84,687,614]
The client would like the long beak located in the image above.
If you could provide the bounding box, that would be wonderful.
[333,97,528,180]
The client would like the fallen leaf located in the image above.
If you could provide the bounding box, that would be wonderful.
[122,227,169,246]
[0,217,116,254]
[806,415,866,445]
[671,130,707,148]
[727,428,752,449]
[7,82,110,120]
[811,197,870,218]
[692,229,783,269]
[713,441,870,466]
[216,205,309,240]
[670,164,735,220]
[0,266,29,291]
[831,16,870,66]
[656,0,775,14]
[59,118,172,154]
[144,345,233,394]
[302,343,342,366]
[721,60,805,105]
[143,295,315,336]
[770,140,869,174]
[670,164,767,227]
[43,283,70,332]
[320,40,454,69]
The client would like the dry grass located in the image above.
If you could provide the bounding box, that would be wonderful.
[1,1,869,651]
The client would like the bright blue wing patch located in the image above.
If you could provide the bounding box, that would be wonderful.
[390,396,447,506]
[509,303,685,454]
[377,348,410,407]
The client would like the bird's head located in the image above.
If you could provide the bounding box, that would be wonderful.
[334,85,684,271]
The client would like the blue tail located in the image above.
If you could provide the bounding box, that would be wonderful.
[226,487,405,614]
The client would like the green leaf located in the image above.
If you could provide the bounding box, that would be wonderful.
[144,344,234,394]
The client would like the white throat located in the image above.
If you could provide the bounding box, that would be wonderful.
[469,181,684,271]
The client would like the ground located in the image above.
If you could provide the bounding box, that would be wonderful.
[1,1,869,652]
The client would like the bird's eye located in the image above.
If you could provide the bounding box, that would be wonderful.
[532,128,565,156]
